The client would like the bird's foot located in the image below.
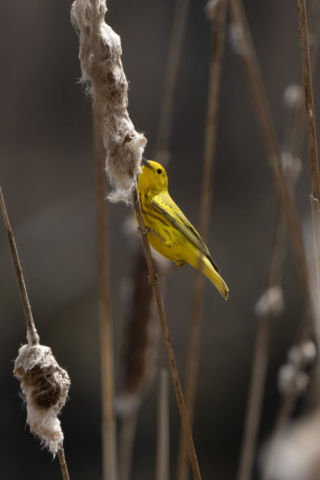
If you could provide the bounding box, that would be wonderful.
[137,226,150,236]
[148,274,162,286]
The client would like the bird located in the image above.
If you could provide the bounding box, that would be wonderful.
[136,158,229,299]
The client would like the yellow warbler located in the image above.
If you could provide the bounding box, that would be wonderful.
[136,159,229,299]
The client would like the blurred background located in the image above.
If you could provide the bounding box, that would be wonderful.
[0,0,319,478]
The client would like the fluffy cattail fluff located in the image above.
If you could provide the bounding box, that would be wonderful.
[266,413,320,480]
[71,0,147,203]
[14,344,71,456]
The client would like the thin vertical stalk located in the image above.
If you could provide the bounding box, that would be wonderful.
[93,102,117,480]
[118,409,138,480]
[58,448,71,480]
[229,0,312,333]
[290,0,320,158]
[297,0,320,201]
[156,369,170,480]
[0,189,70,480]
[154,0,191,161]
[0,189,39,347]
[297,0,320,317]
[176,2,228,480]
[228,1,315,479]
[133,187,202,480]
[90,1,117,478]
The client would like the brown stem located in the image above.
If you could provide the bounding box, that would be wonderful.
[230,0,311,319]
[236,313,274,480]
[297,0,320,201]
[93,100,117,480]
[156,369,170,480]
[90,2,117,478]
[176,2,228,480]
[118,409,138,480]
[0,188,39,346]
[229,0,316,479]
[0,188,70,478]
[58,447,71,480]
[154,0,191,161]
[133,187,202,480]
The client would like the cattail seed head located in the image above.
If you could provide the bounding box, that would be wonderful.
[14,344,71,456]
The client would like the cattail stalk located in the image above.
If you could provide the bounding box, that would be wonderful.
[90,1,117,477]
[156,369,170,480]
[228,0,317,479]
[297,0,320,321]
[176,2,228,479]
[133,188,202,480]
[71,0,201,477]
[118,244,161,480]
[0,188,70,480]
[154,0,191,162]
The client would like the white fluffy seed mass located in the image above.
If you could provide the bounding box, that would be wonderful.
[14,344,71,456]
[71,0,147,203]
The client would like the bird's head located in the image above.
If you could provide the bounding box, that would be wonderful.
[138,159,168,195]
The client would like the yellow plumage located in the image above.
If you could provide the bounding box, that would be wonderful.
[136,160,229,299]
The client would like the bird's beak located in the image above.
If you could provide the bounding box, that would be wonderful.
[142,157,152,169]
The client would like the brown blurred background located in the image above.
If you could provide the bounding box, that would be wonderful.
[0,0,318,478]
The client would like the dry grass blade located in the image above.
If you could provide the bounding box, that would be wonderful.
[133,187,202,480]
[155,0,191,162]
[156,369,170,480]
[176,2,228,479]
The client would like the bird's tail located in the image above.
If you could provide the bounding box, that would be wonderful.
[199,255,229,300]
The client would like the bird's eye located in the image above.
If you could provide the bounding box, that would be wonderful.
[157,169,162,174]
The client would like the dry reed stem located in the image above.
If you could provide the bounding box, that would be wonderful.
[297,0,320,201]
[0,189,70,478]
[133,187,202,480]
[176,2,228,479]
[154,0,191,163]
[58,448,71,480]
[260,3,320,474]
[290,0,320,158]
[118,409,138,480]
[0,189,39,347]
[89,1,117,478]
[72,0,200,475]
[229,0,311,313]
[261,337,315,480]
[156,369,170,480]
[297,0,320,339]
[229,0,318,479]
[93,100,117,480]
[118,245,160,480]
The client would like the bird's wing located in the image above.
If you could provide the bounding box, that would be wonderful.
[151,193,221,273]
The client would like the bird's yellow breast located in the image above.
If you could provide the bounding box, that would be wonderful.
[139,193,194,264]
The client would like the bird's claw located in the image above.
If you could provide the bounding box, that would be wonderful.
[137,226,150,236]
[148,274,162,286]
